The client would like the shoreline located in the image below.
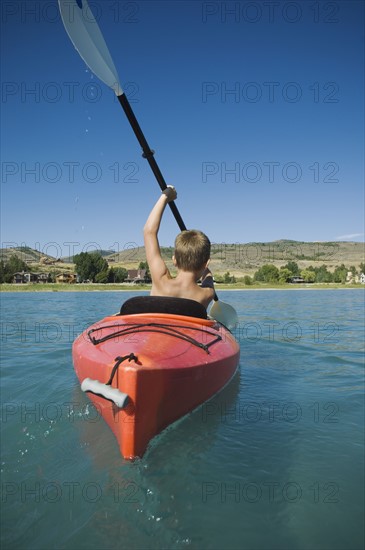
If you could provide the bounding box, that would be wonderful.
[1,283,364,293]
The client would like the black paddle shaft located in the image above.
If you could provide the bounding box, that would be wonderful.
[117,93,187,232]
[119,93,218,303]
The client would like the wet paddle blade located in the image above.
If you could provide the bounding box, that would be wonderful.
[209,300,238,330]
[59,0,123,95]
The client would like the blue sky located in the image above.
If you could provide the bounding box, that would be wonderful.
[1,0,364,257]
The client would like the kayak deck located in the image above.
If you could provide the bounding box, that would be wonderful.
[73,300,240,459]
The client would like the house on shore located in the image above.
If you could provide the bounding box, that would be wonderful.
[289,276,305,284]
[55,273,76,284]
[346,271,365,284]
[125,269,148,284]
[13,272,49,284]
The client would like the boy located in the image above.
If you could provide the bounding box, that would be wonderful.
[143,186,215,309]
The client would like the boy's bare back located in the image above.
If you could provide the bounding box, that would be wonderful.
[143,187,215,310]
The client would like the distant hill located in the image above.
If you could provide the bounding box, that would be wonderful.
[105,240,365,275]
[0,247,117,265]
[0,246,56,265]
[62,250,116,263]
[1,241,364,276]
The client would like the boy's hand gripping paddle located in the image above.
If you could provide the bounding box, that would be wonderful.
[58,0,238,329]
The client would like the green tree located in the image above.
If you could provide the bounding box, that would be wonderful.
[254,264,279,283]
[223,271,236,283]
[314,265,333,283]
[243,275,253,285]
[212,274,224,283]
[139,261,151,281]
[2,255,29,283]
[73,252,109,282]
[95,270,109,284]
[279,268,292,284]
[301,269,316,283]
[0,261,5,283]
[349,266,357,276]
[333,264,348,283]
[283,261,300,276]
[114,267,128,283]
[107,267,128,283]
[107,267,115,283]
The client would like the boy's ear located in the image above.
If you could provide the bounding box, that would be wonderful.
[172,255,177,266]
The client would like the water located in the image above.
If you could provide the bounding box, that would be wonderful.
[1,290,364,550]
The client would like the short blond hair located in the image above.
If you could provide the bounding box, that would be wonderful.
[174,230,211,272]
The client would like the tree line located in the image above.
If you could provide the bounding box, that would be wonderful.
[0,255,30,283]
[0,252,151,284]
[72,253,151,283]
[251,261,365,284]
[218,261,365,285]
[1,253,363,285]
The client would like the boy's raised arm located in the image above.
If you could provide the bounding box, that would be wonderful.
[143,186,177,281]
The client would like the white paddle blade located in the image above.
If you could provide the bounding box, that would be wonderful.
[209,300,238,330]
[59,0,123,95]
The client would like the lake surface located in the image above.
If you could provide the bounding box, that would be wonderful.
[1,290,364,550]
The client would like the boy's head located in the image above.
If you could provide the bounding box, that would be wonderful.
[173,230,211,273]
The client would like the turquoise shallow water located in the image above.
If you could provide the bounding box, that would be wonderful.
[1,289,364,550]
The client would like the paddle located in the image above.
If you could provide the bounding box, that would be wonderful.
[58,0,238,329]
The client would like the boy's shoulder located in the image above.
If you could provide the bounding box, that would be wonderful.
[151,275,214,308]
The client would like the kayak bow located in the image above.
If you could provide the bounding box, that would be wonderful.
[73,297,240,459]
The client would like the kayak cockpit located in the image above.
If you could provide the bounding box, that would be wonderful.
[118,295,208,319]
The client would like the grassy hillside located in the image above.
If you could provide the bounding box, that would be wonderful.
[108,240,364,277]
[0,245,51,264]
[1,241,364,278]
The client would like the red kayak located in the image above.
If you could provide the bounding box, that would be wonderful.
[72,296,240,459]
